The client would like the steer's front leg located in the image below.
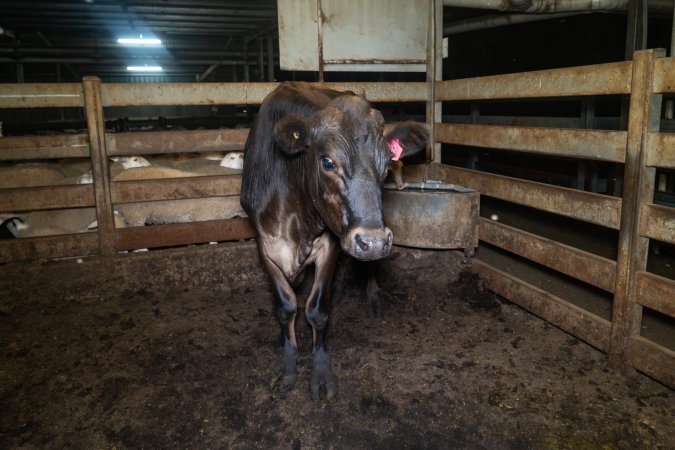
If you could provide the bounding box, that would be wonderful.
[259,252,299,393]
[306,235,340,401]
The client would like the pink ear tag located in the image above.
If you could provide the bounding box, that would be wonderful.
[389,138,403,161]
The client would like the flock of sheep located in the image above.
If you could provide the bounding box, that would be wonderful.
[0,150,246,240]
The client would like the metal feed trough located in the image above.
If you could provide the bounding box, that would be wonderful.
[382,180,479,258]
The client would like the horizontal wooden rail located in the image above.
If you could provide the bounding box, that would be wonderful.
[436,123,627,163]
[474,259,611,352]
[653,56,675,94]
[0,134,90,160]
[106,129,248,156]
[0,185,95,213]
[101,81,428,107]
[428,163,622,229]
[435,60,632,101]
[102,82,278,107]
[0,233,98,264]
[479,218,617,292]
[625,336,675,389]
[645,132,675,168]
[115,218,255,250]
[639,203,675,245]
[111,175,242,204]
[323,82,428,102]
[634,271,675,317]
[0,83,84,108]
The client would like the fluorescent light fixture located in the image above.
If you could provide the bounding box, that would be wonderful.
[117,36,161,46]
[127,65,163,72]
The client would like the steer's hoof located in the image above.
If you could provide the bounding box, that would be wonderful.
[309,350,338,401]
[271,346,298,392]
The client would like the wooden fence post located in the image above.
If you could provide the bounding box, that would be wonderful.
[82,76,116,257]
[610,48,665,366]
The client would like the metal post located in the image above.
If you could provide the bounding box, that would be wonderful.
[257,36,264,82]
[266,35,274,81]
[428,0,443,164]
[609,48,665,367]
[317,0,324,82]
[82,76,116,257]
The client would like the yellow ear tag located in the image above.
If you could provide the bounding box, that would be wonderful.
[292,131,300,140]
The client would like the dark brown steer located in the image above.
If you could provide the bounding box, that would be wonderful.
[240,81,429,400]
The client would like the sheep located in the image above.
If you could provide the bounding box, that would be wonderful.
[70,155,154,184]
[220,151,244,170]
[0,216,22,238]
[112,165,204,181]
[0,164,71,188]
[199,151,226,161]
[115,196,246,227]
[110,156,151,169]
[0,208,128,238]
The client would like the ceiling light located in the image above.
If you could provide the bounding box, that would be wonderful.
[117,35,161,46]
[127,65,163,72]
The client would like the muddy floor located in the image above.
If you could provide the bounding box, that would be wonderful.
[1,242,673,449]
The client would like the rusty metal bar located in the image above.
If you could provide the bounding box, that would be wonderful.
[625,336,675,389]
[428,163,622,229]
[639,203,675,245]
[427,0,443,162]
[645,132,675,168]
[610,49,665,365]
[652,56,675,93]
[0,134,89,160]
[479,218,617,292]
[115,218,255,250]
[436,123,627,163]
[634,270,675,317]
[0,83,84,108]
[0,233,98,264]
[82,76,116,257]
[435,60,632,101]
[111,175,242,204]
[106,129,249,156]
[474,259,611,352]
[323,59,427,65]
[0,185,94,212]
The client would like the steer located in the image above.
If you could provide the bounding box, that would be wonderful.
[240,81,429,400]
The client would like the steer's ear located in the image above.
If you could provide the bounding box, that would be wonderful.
[274,114,310,155]
[384,121,430,161]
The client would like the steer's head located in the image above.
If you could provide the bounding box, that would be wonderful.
[273,94,429,260]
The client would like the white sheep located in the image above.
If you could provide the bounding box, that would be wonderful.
[115,196,246,227]
[111,156,151,169]
[1,208,128,238]
[220,151,244,170]
[112,165,203,181]
[0,164,70,188]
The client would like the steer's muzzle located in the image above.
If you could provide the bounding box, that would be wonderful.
[342,226,393,261]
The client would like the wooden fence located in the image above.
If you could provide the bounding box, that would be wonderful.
[0,80,426,261]
[0,49,672,387]
[433,48,674,388]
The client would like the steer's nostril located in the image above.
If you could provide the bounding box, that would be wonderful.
[355,234,369,252]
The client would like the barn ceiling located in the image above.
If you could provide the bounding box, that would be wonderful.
[0,1,672,83]
[0,0,279,82]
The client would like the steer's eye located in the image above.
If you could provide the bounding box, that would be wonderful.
[321,157,336,170]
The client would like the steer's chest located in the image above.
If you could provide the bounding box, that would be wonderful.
[260,231,331,285]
